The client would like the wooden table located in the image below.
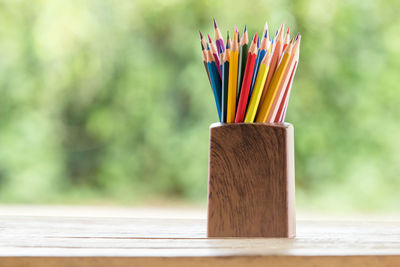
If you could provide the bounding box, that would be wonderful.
[1,206,400,267]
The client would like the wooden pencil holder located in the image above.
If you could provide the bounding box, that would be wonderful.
[207,122,295,238]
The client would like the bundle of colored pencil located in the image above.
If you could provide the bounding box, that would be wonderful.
[200,19,301,123]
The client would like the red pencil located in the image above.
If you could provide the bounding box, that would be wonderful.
[282,27,290,52]
[235,33,258,123]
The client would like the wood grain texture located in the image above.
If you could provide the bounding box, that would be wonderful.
[207,123,295,237]
[1,207,400,267]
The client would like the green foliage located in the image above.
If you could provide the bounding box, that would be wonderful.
[0,0,399,211]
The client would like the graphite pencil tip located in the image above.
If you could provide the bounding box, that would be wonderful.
[244,25,247,32]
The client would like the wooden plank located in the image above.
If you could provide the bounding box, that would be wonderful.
[0,208,400,267]
[1,256,400,267]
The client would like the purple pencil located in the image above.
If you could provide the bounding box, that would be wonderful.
[208,34,222,78]
[213,18,225,55]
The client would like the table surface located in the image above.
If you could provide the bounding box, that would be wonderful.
[1,206,400,267]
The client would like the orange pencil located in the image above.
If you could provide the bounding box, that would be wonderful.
[258,23,284,113]
[275,34,301,122]
[265,41,296,122]
[227,31,239,122]
[277,61,297,122]
[235,33,258,123]
[255,40,292,122]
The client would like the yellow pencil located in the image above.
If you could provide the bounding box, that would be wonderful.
[255,44,292,122]
[227,31,239,123]
[244,51,271,122]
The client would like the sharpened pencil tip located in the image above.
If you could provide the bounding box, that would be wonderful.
[297,34,302,43]
[227,31,229,39]
[264,30,268,38]
[253,33,258,43]
[213,18,217,29]
[207,34,212,43]
[206,43,210,50]
[244,25,247,32]
[235,25,238,33]
[199,31,203,39]
[287,28,290,35]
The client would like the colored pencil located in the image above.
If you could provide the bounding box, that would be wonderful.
[206,45,222,121]
[265,42,296,122]
[250,29,269,97]
[200,42,212,87]
[277,60,298,122]
[282,28,290,52]
[199,31,208,50]
[267,36,300,122]
[244,50,272,122]
[255,43,292,122]
[276,34,301,122]
[213,18,225,55]
[236,26,249,102]
[258,23,284,112]
[200,20,300,123]
[227,31,239,123]
[235,33,258,123]
[208,34,222,78]
[264,21,272,53]
[221,36,230,123]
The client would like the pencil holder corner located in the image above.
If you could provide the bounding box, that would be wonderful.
[207,122,295,238]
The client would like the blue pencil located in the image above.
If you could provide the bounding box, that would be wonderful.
[207,45,222,121]
[249,30,269,97]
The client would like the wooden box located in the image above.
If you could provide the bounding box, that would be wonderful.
[207,123,295,238]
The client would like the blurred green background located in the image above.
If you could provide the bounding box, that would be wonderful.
[0,0,399,212]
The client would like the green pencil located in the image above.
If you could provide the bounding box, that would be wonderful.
[221,36,230,123]
[236,26,249,103]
